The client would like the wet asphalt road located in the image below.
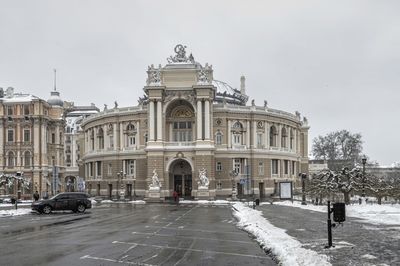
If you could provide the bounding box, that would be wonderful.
[0,203,275,266]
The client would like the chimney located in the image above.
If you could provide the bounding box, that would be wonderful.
[240,76,246,95]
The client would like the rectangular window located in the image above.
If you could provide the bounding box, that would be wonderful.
[233,134,242,145]
[271,159,279,175]
[7,106,13,116]
[128,136,135,146]
[292,161,296,175]
[234,159,241,174]
[257,134,263,148]
[216,162,222,172]
[108,164,112,175]
[96,161,102,177]
[284,160,289,175]
[52,133,55,144]
[125,160,135,176]
[88,162,93,177]
[66,155,71,167]
[216,133,222,145]
[24,105,30,115]
[7,129,14,142]
[258,161,264,175]
[109,136,114,148]
[24,129,30,142]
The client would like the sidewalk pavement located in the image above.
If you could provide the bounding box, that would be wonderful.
[258,204,399,266]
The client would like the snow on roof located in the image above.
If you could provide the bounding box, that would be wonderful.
[1,93,40,103]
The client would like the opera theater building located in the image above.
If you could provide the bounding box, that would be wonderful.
[80,45,310,200]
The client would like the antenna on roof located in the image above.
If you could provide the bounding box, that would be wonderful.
[53,69,57,91]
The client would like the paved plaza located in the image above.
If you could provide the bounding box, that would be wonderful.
[0,203,275,266]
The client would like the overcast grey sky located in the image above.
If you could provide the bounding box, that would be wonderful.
[1,0,399,165]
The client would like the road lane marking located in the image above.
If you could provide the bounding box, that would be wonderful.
[80,254,155,265]
[130,231,253,244]
[112,241,269,259]
[142,225,244,235]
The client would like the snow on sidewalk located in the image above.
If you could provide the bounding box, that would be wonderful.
[271,201,400,226]
[232,202,331,266]
[0,208,32,217]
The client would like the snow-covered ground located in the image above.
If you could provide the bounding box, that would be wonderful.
[92,199,146,204]
[270,201,400,226]
[232,202,331,266]
[179,199,230,205]
[0,208,32,217]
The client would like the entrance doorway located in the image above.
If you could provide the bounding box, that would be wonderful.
[170,159,192,198]
[174,175,192,197]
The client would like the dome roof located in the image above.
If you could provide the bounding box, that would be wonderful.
[213,80,248,106]
[47,91,63,107]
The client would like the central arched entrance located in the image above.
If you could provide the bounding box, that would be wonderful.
[170,159,192,198]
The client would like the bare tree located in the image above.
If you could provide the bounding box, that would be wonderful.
[307,167,364,204]
[312,130,364,170]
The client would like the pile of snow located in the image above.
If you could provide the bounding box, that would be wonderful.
[0,208,32,217]
[99,200,146,204]
[179,199,230,205]
[272,201,400,226]
[232,202,331,266]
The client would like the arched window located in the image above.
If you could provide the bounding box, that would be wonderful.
[7,151,15,168]
[281,127,287,148]
[97,128,104,149]
[24,151,31,168]
[215,131,223,145]
[269,126,277,147]
[125,123,136,148]
[126,123,135,131]
[232,122,243,146]
[90,129,94,150]
[290,129,294,149]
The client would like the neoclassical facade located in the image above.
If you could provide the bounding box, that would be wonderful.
[81,45,310,200]
[0,87,65,198]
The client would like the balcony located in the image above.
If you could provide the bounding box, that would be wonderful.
[232,144,247,150]
[164,141,195,147]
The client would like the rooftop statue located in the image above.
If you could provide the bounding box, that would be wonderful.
[167,44,195,64]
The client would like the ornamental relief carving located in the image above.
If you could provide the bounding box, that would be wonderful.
[164,90,195,104]
[172,107,193,118]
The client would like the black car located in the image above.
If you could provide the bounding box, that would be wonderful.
[31,192,92,214]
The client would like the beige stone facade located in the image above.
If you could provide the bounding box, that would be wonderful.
[0,87,65,198]
[81,46,310,200]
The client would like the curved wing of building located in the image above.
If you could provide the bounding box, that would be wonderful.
[80,45,310,200]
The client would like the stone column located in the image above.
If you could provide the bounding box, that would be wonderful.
[278,124,282,149]
[227,120,231,148]
[157,100,162,141]
[253,121,257,148]
[265,122,269,149]
[204,100,210,140]
[149,100,155,141]
[103,125,108,149]
[113,123,118,149]
[119,123,124,150]
[136,121,140,148]
[197,100,202,140]
[246,121,250,148]
[93,127,97,152]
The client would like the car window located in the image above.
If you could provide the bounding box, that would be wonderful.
[55,194,69,200]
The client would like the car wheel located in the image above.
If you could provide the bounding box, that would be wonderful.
[77,204,86,213]
[42,205,52,214]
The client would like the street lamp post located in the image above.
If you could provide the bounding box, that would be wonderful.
[300,173,307,205]
[133,177,136,201]
[362,156,367,204]
[117,171,122,200]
